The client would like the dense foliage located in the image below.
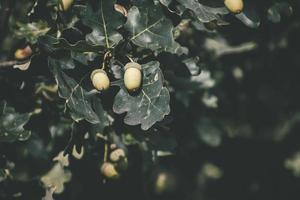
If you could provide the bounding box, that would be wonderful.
[0,0,299,200]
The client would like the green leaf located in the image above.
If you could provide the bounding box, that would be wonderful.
[38,35,104,53]
[90,96,110,136]
[71,51,97,66]
[0,101,32,142]
[113,61,170,130]
[176,0,228,23]
[125,5,186,55]
[49,53,76,70]
[77,0,124,48]
[50,59,100,124]
[14,20,50,44]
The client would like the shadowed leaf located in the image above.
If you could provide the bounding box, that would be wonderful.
[0,101,32,142]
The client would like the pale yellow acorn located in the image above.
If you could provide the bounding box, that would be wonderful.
[124,62,142,92]
[58,0,74,11]
[224,0,244,14]
[90,69,110,91]
[110,148,125,162]
[100,162,119,179]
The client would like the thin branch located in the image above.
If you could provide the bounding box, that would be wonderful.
[0,60,19,68]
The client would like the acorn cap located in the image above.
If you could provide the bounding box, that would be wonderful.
[90,69,107,80]
[124,62,141,71]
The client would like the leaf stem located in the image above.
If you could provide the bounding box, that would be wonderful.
[101,51,111,70]
[0,60,28,68]
[126,55,135,63]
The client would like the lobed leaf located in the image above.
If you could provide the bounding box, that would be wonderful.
[50,59,100,124]
[176,0,228,23]
[77,0,124,48]
[113,61,170,130]
[125,5,186,55]
[38,35,104,53]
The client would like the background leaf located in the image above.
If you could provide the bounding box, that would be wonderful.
[14,20,50,44]
[0,101,32,142]
[267,2,293,23]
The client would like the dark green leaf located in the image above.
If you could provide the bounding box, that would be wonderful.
[49,53,75,70]
[50,59,100,124]
[113,61,170,130]
[90,96,110,136]
[125,5,186,55]
[38,35,104,53]
[177,0,228,23]
[109,59,123,79]
[0,101,32,142]
[71,51,97,66]
[77,0,124,48]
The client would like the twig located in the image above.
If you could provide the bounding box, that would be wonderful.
[0,60,19,68]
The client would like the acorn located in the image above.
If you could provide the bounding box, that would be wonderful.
[90,69,110,91]
[101,162,119,179]
[124,62,142,92]
[154,172,177,195]
[110,148,125,162]
[14,46,32,60]
[224,0,244,14]
[58,0,74,11]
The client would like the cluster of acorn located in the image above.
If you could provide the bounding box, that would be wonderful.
[100,148,128,179]
[90,62,142,92]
